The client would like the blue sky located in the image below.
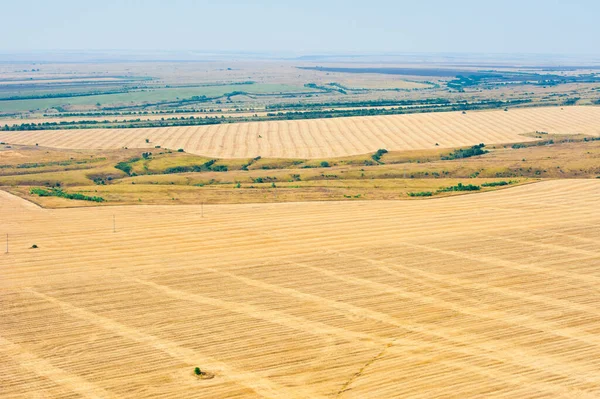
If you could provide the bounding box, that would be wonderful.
[1,0,598,55]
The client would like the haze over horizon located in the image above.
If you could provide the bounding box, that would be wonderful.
[2,0,599,57]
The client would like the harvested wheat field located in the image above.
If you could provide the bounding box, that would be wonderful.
[2,106,600,159]
[1,179,600,398]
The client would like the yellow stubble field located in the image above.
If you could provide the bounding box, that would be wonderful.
[1,179,600,398]
[2,106,600,159]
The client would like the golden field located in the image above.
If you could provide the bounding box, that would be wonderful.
[2,179,600,398]
[2,106,600,159]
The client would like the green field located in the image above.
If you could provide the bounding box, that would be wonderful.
[0,83,313,112]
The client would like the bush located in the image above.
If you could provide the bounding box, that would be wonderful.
[481,180,514,187]
[442,144,487,160]
[30,187,105,202]
[408,191,433,197]
[437,183,480,193]
[211,165,228,172]
[177,148,184,152]
[114,157,140,175]
[115,161,132,175]
[163,160,220,174]
[372,148,388,163]
[194,367,202,376]
[320,161,330,168]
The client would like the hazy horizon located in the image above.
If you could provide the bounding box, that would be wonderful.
[2,0,599,57]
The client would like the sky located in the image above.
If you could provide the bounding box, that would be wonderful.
[1,0,598,56]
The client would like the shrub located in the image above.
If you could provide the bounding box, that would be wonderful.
[408,191,433,197]
[372,148,388,163]
[163,160,219,174]
[437,183,480,193]
[177,148,184,152]
[30,187,105,202]
[194,367,202,376]
[320,161,330,168]
[211,165,228,172]
[481,180,514,187]
[31,244,38,249]
[114,157,140,175]
[115,161,132,175]
[442,144,487,160]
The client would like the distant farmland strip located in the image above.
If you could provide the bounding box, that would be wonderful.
[1,106,599,159]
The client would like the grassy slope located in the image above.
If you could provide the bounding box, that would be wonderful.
[1,135,599,207]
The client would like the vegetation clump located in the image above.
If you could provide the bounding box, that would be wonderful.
[30,187,105,202]
[481,180,515,187]
[437,183,480,192]
[408,191,434,197]
[114,157,141,175]
[163,159,226,174]
[193,366,214,380]
[372,148,388,163]
[241,156,261,170]
[442,144,487,160]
